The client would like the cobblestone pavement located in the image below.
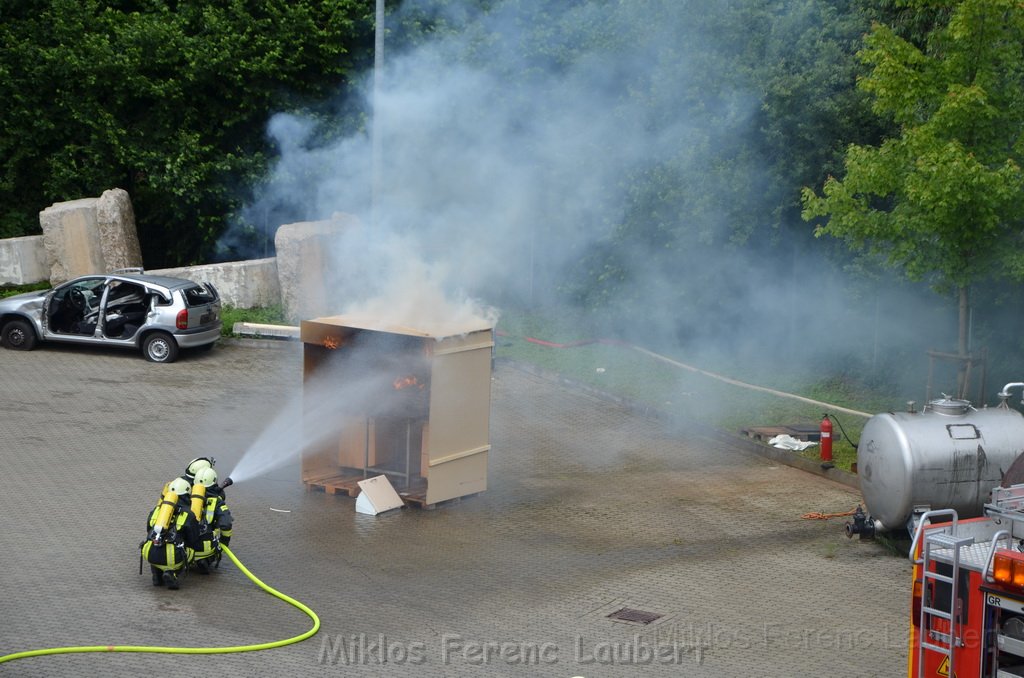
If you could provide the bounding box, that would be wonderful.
[0,340,910,677]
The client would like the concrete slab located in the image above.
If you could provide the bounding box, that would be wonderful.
[153,258,280,310]
[0,235,48,285]
[0,342,908,676]
[274,215,359,322]
[39,188,141,284]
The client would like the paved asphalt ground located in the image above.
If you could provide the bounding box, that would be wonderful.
[0,340,909,677]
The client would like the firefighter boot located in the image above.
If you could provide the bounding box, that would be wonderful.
[151,566,164,586]
[193,559,210,575]
[163,571,179,590]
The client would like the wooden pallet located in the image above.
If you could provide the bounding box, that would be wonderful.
[303,474,365,497]
[741,426,788,442]
[401,490,482,510]
[397,490,430,508]
[304,472,482,510]
[395,478,429,508]
[741,424,821,443]
[782,423,822,441]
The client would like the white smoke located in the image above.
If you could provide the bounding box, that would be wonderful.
[228,0,952,391]
[214,0,965,484]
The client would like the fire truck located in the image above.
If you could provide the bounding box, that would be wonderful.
[910,483,1024,677]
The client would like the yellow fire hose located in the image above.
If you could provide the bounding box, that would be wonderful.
[0,545,319,665]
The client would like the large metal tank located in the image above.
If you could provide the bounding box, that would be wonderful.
[858,396,1024,532]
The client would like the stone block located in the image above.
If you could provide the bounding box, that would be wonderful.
[274,214,360,322]
[96,188,143,272]
[39,188,142,284]
[0,235,49,285]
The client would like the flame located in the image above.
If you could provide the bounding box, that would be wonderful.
[393,375,424,390]
[322,336,340,350]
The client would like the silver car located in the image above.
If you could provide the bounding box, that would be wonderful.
[0,269,220,363]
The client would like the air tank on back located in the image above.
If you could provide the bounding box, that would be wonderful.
[850,383,1024,537]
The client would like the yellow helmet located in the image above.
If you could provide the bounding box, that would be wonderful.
[185,457,215,481]
[168,477,191,497]
[194,467,218,488]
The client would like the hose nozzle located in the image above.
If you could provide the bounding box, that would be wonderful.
[220,477,234,489]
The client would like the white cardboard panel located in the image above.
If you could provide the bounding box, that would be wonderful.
[355,475,405,515]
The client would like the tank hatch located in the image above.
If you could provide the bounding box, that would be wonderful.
[928,397,971,415]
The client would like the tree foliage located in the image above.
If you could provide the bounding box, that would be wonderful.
[802,0,1024,352]
[0,0,375,266]
[562,1,884,321]
[7,0,1024,374]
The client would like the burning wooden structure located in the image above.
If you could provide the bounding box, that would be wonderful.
[300,315,493,507]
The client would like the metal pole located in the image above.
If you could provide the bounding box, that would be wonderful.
[371,0,385,228]
[364,418,370,478]
[404,419,411,489]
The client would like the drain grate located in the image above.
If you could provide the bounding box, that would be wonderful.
[607,608,662,625]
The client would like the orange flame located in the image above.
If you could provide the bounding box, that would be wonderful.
[393,375,424,390]
[322,336,340,350]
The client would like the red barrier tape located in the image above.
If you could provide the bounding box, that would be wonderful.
[516,335,630,349]
[523,337,601,348]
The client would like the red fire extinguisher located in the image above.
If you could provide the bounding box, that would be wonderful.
[820,414,833,463]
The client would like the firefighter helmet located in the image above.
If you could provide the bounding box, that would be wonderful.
[168,477,191,497]
[185,457,215,481]
[194,467,218,488]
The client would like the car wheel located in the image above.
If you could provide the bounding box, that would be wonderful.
[142,332,179,363]
[1,319,38,351]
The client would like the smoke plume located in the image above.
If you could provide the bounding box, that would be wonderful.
[225,0,957,396]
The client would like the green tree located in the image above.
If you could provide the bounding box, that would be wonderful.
[802,0,1024,370]
[0,0,375,266]
[566,1,883,319]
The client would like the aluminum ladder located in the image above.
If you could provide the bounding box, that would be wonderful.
[917,529,975,677]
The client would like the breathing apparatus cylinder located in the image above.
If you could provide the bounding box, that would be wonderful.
[150,477,190,546]
[190,482,207,521]
[151,489,180,546]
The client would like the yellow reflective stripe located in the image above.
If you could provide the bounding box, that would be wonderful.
[205,497,217,523]
[194,539,217,558]
[165,543,176,567]
[141,539,192,571]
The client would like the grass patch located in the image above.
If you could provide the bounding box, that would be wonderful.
[0,282,49,299]
[220,304,287,337]
[494,306,898,473]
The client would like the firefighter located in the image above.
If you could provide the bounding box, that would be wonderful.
[141,477,198,589]
[183,456,215,484]
[191,467,233,574]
